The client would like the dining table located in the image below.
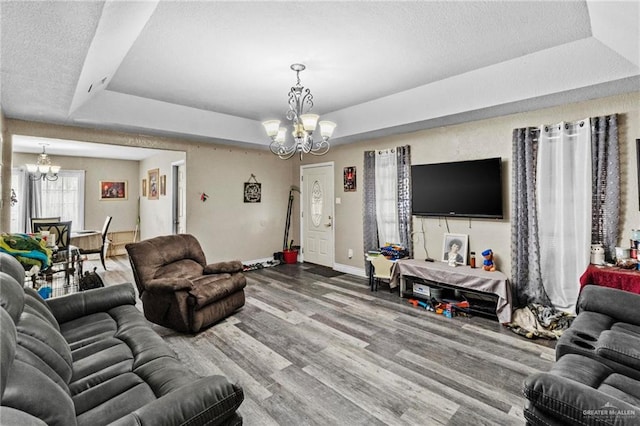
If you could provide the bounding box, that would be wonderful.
[70,230,102,252]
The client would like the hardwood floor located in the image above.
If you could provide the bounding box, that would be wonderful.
[93,255,554,425]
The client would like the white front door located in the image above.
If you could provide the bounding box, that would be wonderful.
[301,163,334,267]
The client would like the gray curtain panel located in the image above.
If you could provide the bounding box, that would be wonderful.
[591,114,619,261]
[363,146,413,272]
[396,145,413,258]
[363,150,378,260]
[511,127,551,307]
[27,176,43,232]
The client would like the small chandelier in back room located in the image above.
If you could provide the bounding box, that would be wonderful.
[26,144,60,181]
[262,64,337,160]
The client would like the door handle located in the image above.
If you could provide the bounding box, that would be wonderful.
[325,215,333,227]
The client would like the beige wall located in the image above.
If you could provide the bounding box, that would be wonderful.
[298,92,640,278]
[0,109,10,231]
[4,91,639,275]
[5,119,294,263]
[11,152,140,233]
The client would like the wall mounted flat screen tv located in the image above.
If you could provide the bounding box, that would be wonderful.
[411,157,503,219]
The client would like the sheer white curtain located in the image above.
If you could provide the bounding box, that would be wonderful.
[537,120,591,313]
[375,149,400,245]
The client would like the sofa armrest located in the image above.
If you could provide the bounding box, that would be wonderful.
[145,277,193,292]
[204,260,243,275]
[578,285,640,325]
[524,370,640,424]
[109,376,244,426]
[46,283,136,324]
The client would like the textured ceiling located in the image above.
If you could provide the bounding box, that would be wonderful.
[2,0,639,156]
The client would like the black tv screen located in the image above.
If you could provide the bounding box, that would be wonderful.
[411,157,503,219]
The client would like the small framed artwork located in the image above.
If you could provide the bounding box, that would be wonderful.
[442,233,468,265]
[344,166,356,192]
[148,168,159,200]
[244,174,261,203]
[99,180,127,200]
[160,175,167,196]
[142,179,147,197]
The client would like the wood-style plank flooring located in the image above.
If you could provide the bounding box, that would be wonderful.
[92,255,555,426]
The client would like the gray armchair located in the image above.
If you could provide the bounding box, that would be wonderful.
[125,234,246,333]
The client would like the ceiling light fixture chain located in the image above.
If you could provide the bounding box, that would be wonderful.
[25,144,60,181]
[263,63,336,160]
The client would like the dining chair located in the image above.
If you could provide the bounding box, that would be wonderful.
[31,221,74,286]
[79,216,112,270]
[30,216,61,233]
[370,255,394,292]
[32,221,72,250]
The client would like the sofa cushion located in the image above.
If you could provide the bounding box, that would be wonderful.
[23,287,60,331]
[0,309,16,397]
[2,359,76,426]
[16,311,73,383]
[612,322,640,337]
[596,329,640,370]
[155,258,204,280]
[189,273,246,309]
[73,372,153,417]
[0,271,25,322]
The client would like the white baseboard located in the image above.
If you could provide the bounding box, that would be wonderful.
[242,257,274,265]
[334,263,367,278]
[241,257,366,278]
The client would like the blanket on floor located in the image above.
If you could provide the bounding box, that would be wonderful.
[507,303,575,339]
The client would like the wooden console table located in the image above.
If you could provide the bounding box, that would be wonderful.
[391,259,513,323]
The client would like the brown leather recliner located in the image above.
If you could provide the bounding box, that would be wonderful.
[125,234,246,333]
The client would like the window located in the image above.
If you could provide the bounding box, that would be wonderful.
[10,169,85,233]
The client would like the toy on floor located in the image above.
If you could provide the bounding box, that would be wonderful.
[407,299,434,311]
[482,249,497,272]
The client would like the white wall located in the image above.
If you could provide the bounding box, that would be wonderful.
[139,150,185,239]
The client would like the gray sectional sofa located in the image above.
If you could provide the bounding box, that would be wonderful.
[524,285,640,425]
[0,252,244,425]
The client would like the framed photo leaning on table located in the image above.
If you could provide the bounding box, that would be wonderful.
[442,233,468,265]
[99,180,127,200]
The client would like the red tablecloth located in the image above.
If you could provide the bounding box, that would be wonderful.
[580,264,640,294]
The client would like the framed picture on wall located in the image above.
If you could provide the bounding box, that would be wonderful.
[148,169,159,200]
[160,175,167,196]
[142,179,147,197]
[344,166,356,192]
[99,180,127,200]
[442,233,468,265]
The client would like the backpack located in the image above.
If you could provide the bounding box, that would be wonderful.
[79,267,104,291]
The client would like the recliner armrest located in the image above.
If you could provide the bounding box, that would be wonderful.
[145,277,193,292]
[204,260,243,274]
[108,376,244,426]
[578,285,640,325]
[46,283,136,324]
